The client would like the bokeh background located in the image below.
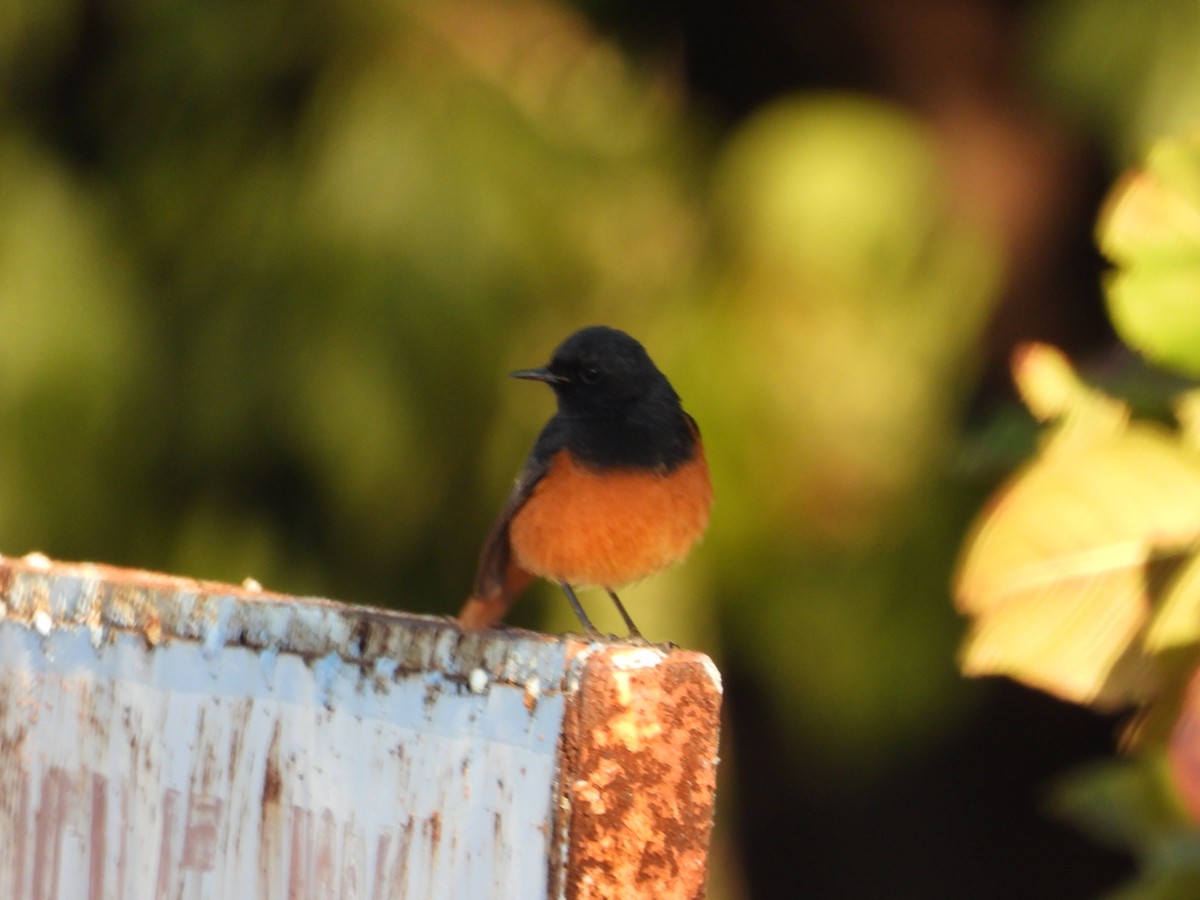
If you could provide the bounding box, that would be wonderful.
[5,0,1200,896]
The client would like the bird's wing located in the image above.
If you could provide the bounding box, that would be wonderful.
[459,417,565,629]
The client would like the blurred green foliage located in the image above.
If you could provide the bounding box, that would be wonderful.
[1,0,1003,774]
[702,95,999,760]
[1028,0,1200,161]
[1051,754,1200,900]
[2,0,706,597]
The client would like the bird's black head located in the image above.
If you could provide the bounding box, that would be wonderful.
[512,325,695,468]
[512,326,671,417]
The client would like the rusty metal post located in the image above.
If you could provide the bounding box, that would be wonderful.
[0,554,722,899]
[553,647,722,899]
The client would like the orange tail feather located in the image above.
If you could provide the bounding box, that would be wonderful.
[457,564,535,631]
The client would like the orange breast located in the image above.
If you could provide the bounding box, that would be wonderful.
[509,448,713,589]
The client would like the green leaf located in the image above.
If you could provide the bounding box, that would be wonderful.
[1050,754,1191,860]
[1051,755,1200,900]
[1107,268,1200,376]
[1100,134,1200,376]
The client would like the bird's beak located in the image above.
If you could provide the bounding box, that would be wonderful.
[510,366,568,384]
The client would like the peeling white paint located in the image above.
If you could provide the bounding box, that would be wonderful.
[608,646,669,671]
[22,551,51,569]
[0,567,573,900]
[31,610,52,636]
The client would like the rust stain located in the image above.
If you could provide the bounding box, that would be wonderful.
[391,816,416,886]
[371,831,393,899]
[523,675,541,713]
[181,796,223,871]
[116,782,130,896]
[554,647,722,900]
[426,810,443,859]
[33,767,71,900]
[225,701,254,786]
[142,612,163,648]
[81,682,111,749]
[262,722,283,807]
[12,770,29,897]
[288,806,312,900]
[259,721,284,898]
[314,808,338,897]
[90,774,108,897]
[0,560,13,603]
[154,788,181,899]
[340,819,365,898]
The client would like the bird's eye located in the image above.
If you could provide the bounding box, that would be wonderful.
[579,366,602,385]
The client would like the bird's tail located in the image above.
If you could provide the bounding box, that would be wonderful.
[457,563,535,631]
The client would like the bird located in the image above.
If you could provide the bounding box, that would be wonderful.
[458,325,712,639]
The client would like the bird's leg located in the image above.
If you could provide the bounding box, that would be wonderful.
[606,589,643,640]
[560,583,602,638]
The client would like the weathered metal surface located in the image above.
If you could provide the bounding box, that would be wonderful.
[0,554,570,899]
[0,553,723,899]
[553,646,723,900]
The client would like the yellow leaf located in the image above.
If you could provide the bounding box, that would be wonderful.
[955,426,1200,708]
[1145,553,1200,653]
[959,567,1153,708]
[1176,389,1200,451]
[1011,342,1128,450]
